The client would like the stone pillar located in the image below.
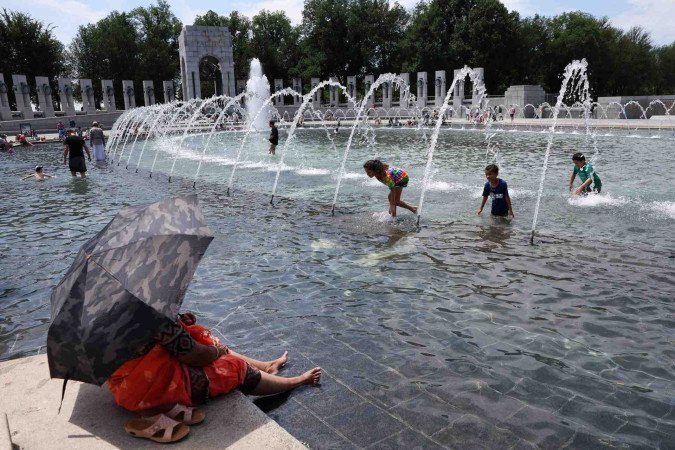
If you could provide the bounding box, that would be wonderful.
[471,67,485,105]
[329,77,339,107]
[163,81,175,103]
[382,79,392,109]
[346,76,356,103]
[56,78,75,115]
[143,80,155,106]
[503,85,545,118]
[0,73,11,120]
[273,79,283,106]
[12,74,33,118]
[102,80,116,111]
[292,78,302,105]
[79,79,95,114]
[398,73,410,107]
[453,69,465,110]
[434,70,446,107]
[310,78,321,105]
[416,72,427,108]
[122,80,136,110]
[222,67,235,97]
[35,76,55,117]
[364,75,375,108]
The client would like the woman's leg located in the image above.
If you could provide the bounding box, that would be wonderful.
[392,187,417,213]
[228,349,288,375]
[250,367,321,396]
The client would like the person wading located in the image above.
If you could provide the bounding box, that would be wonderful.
[63,129,92,177]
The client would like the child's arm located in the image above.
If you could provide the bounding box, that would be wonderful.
[505,193,514,217]
[575,178,593,195]
[20,174,33,180]
[569,171,576,191]
[478,195,488,215]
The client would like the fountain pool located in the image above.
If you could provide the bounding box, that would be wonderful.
[1,124,673,448]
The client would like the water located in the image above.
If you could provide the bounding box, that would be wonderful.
[1,128,673,448]
[246,58,271,131]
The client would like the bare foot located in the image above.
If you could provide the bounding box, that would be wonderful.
[300,367,321,386]
[266,351,289,375]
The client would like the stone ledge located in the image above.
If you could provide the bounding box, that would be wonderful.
[0,355,305,450]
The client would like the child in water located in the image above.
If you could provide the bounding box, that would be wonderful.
[478,164,514,218]
[569,152,601,195]
[22,165,54,181]
[363,159,417,217]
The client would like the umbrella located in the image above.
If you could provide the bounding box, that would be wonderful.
[47,194,214,386]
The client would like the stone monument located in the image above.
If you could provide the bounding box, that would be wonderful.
[364,75,375,108]
[80,79,96,114]
[12,74,33,118]
[398,73,410,107]
[310,78,321,105]
[122,80,135,110]
[163,81,175,102]
[143,80,155,106]
[329,77,339,107]
[178,26,235,99]
[434,70,446,107]
[273,79,284,105]
[57,77,75,115]
[0,73,11,120]
[102,80,116,111]
[292,78,302,105]
[416,72,427,108]
[35,76,55,117]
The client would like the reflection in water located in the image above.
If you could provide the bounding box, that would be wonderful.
[69,178,90,195]
[477,220,513,245]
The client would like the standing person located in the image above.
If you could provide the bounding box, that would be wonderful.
[63,129,92,177]
[363,159,417,218]
[57,121,65,140]
[89,121,106,161]
[268,120,279,155]
[478,164,514,218]
[509,105,515,122]
[569,152,601,195]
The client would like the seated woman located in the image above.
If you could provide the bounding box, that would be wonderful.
[108,312,321,413]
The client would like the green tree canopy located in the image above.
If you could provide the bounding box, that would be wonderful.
[0,9,66,109]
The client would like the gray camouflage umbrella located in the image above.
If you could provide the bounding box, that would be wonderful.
[47,194,214,385]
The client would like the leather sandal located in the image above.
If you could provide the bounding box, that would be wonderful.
[124,413,190,443]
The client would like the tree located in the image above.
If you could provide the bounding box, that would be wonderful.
[0,9,66,109]
[131,0,182,102]
[250,11,300,82]
[70,12,140,109]
[653,42,675,95]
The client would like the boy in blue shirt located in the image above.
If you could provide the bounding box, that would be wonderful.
[569,152,602,195]
[478,164,514,218]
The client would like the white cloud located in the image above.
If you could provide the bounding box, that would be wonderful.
[610,0,675,45]
[499,0,534,16]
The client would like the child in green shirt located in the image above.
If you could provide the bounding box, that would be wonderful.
[569,152,602,195]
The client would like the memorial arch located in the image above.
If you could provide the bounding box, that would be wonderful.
[178,26,235,99]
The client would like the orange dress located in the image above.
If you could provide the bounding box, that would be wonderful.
[107,323,248,411]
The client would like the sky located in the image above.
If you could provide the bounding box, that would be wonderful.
[6,0,675,47]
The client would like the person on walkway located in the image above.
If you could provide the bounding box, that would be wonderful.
[57,121,65,140]
[478,164,514,218]
[268,120,279,155]
[108,312,321,414]
[89,121,106,161]
[363,159,417,218]
[63,129,92,177]
[569,152,602,195]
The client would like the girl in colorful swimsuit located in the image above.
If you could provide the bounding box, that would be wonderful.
[363,159,417,217]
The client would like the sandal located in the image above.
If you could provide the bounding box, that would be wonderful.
[124,413,190,443]
[156,403,206,426]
